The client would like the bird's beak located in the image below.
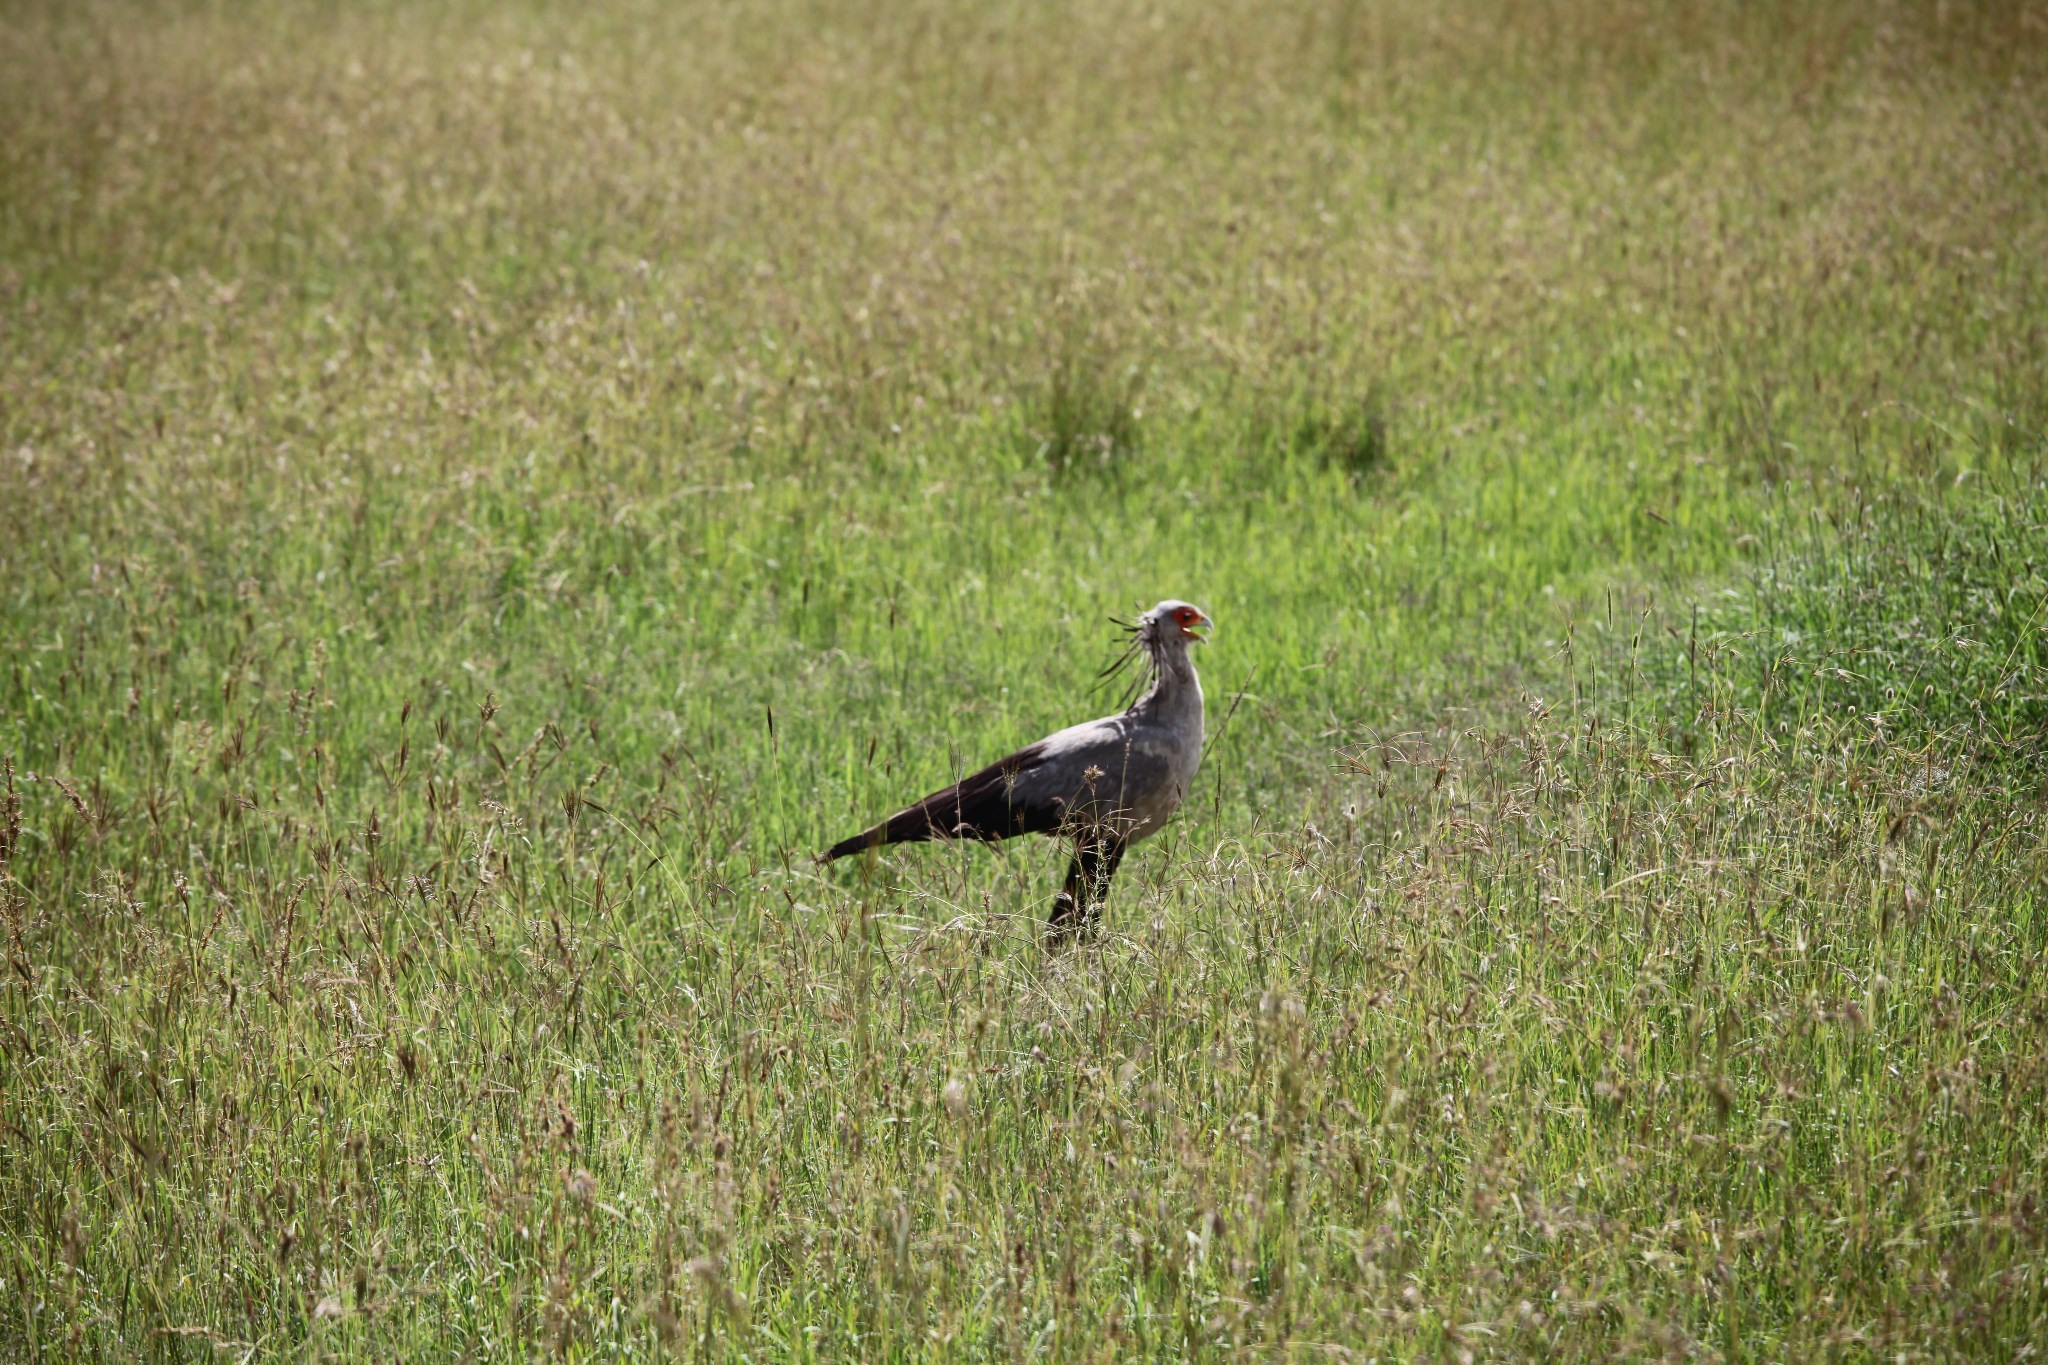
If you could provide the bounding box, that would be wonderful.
[1182,612,1213,642]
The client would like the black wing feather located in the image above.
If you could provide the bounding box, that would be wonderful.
[819,742,1058,862]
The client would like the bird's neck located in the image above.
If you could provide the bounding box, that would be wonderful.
[1136,643,1203,728]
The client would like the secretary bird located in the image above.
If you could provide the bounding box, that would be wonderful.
[819,599,1212,935]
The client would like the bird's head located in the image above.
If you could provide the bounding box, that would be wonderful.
[1143,599,1213,646]
[1101,598,1211,706]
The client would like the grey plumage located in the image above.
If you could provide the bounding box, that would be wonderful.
[820,599,1211,933]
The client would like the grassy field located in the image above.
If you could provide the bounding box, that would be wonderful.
[3,0,2046,1357]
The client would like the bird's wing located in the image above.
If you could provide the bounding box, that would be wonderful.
[1007,713,1185,832]
[819,711,1193,863]
[819,738,1061,861]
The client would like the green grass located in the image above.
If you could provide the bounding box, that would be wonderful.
[2,0,2045,1356]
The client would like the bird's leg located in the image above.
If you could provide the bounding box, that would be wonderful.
[1049,835,1126,941]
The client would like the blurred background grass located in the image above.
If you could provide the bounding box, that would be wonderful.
[2,0,2044,1357]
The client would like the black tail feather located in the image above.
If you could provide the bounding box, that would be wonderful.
[820,828,885,863]
[818,743,1056,863]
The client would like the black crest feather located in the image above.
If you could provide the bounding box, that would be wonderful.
[1096,609,1160,711]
